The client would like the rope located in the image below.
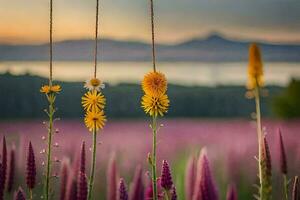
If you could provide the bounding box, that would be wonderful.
[49,0,53,85]
[94,0,100,78]
[150,0,157,72]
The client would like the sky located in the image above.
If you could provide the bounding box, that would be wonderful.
[0,0,300,44]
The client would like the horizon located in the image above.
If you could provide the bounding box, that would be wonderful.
[1,0,300,45]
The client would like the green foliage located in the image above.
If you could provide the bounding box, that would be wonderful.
[0,73,283,119]
[272,79,300,119]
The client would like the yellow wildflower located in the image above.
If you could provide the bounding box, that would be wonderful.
[84,109,106,132]
[247,43,264,89]
[142,71,167,97]
[82,90,106,111]
[141,93,170,117]
[40,85,51,94]
[84,78,105,91]
[51,85,62,93]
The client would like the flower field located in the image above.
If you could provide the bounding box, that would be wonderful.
[0,119,299,199]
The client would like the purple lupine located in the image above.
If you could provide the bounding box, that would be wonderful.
[0,162,4,200]
[226,184,238,200]
[80,142,86,174]
[26,142,36,190]
[129,165,144,200]
[60,161,69,200]
[77,171,88,200]
[193,149,218,200]
[119,178,129,200]
[7,146,16,193]
[185,156,197,200]
[107,155,118,200]
[2,136,7,190]
[66,175,77,200]
[161,160,173,191]
[171,186,177,200]
[14,187,26,200]
[292,176,299,200]
[278,129,287,174]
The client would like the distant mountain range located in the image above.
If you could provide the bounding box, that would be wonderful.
[1,34,300,62]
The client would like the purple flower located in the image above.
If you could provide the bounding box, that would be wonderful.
[193,149,219,200]
[77,171,88,200]
[60,161,69,200]
[107,155,118,200]
[185,156,197,200]
[14,187,26,200]
[26,142,36,190]
[80,142,86,174]
[7,146,16,193]
[129,165,144,200]
[278,129,287,175]
[2,136,7,190]
[226,184,238,200]
[292,176,299,200]
[161,160,173,191]
[119,178,129,200]
[171,186,177,200]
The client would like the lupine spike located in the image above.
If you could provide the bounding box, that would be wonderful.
[278,129,287,174]
[66,175,77,200]
[193,149,219,200]
[14,187,26,200]
[7,146,16,193]
[107,155,117,200]
[60,161,69,200]
[226,184,238,200]
[80,142,86,174]
[292,176,299,200]
[0,162,4,200]
[119,178,129,200]
[26,142,36,190]
[171,186,177,200]
[161,160,173,191]
[77,171,88,200]
[2,136,7,190]
[185,156,197,200]
[261,136,272,200]
[129,165,144,200]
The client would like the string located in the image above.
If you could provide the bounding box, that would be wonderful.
[150,0,157,72]
[94,0,99,78]
[49,0,53,85]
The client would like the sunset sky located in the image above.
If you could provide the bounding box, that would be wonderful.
[0,0,300,44]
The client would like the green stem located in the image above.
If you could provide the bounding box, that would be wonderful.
[45,99,54,200]
[152,116,158,200]
[283,174,288,200]
[29,189,33,200]
[88,125,97,200]
[254,86,263,199]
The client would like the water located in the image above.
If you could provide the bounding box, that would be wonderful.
[1,61,300,86]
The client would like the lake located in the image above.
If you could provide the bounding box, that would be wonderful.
[1,61,300,86]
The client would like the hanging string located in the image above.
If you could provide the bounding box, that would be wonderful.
[150,0,157,72]
[49,0,53,85]
[94,0,100,78]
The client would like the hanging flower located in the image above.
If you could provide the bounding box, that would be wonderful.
[84,109,106,132]
[84,78,105,91]
[82,90,106,111]
[247,43,264,90]
[141,93,169,117]
[40,85,51,94]
[51,85,62,93]
[142,71,167,97]
[40,84,62,94]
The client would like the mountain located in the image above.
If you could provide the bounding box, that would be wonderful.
[1,34,300,62]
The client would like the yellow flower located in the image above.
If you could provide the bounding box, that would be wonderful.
[40,85,51,94]
[84,78,105,91]
[142,71,167,97]
[82,90,106,111]
[141,93,170,117]
[84,109,106,132]
[51,85,62,93]
[40,84,62,94]
[247,43,264,89]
